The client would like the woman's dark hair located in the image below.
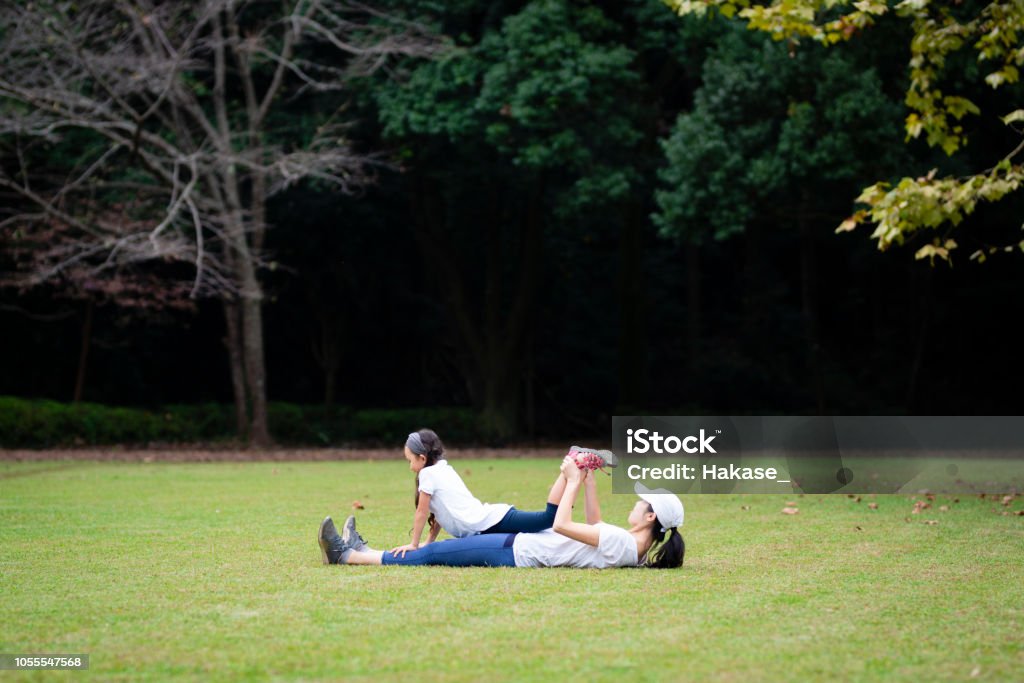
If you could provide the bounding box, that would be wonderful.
[643,504,685,569]
[412,428,445,530]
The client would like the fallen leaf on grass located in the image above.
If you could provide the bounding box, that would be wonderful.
[740,505,751,511]
[854,525,863,531]
[1002,495,1014,506]
[970,665,981,678]
[786,501,797,506]
[939,505,949,512]
[781,507,799,515]
[911,501,931,514]
[1016,510,1024,516]
[922,520,938,525]
[868,503,879,510]
[351,500,365,510]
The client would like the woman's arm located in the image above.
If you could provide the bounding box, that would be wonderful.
[552,457,600,547]
[390,491,432,556]
[583,470,602,524]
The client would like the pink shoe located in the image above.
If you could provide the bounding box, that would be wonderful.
[568,445,617,474]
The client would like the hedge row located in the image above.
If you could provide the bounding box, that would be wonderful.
[0,396,481,448]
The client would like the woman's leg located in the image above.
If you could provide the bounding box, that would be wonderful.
[340,535,518,566]
[481,473,565,534]
[370,533,517,567]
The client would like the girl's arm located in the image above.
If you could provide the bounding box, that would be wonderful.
[583,469,602,524]
[552,456,600,547]
[390,491,432,556]
[424,516,441,544]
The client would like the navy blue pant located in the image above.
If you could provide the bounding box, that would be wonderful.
[381,533,517,567]
[481,502,557,534]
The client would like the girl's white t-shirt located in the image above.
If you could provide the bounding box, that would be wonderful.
[417,459,512,538]
[511,522,639,569]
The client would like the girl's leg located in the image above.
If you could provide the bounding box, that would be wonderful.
[482,473,565,534]
[375,534,517,567]
[546,472,567,505]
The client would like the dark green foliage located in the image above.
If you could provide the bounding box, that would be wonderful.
[0,397,480,448]
[373,0,645,212]
[654,26,909,243]
[4,0,1024,436]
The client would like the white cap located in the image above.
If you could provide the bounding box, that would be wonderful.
[634,482,684,531]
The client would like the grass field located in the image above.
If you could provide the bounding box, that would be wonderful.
[1,457,1022,682]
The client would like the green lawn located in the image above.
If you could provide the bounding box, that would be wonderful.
[1,458,1021,682]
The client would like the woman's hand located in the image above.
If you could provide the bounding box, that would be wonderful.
[389,543,419,558]
[560,455,584,483]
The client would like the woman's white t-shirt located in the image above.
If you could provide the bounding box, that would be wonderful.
[512,522,639,568]
[417,459,512,538]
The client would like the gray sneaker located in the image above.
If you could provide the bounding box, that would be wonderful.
[318,516,356,565]
[342,515,369,552]
[570,445,618,469]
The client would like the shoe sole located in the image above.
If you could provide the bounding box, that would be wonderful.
[318,516,332,565]
[571,445,618,469]
[596,450,618,468]
[343,516,370,552]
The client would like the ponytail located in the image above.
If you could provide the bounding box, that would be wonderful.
[413,474,437,531]
[410,428,444,532]
[642,504,685,569]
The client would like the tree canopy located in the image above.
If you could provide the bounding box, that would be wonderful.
[666,0,1024,264]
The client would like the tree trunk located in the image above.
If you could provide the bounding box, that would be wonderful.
[686,242,702,373]
[73,298,94,404]
[479,367,520,441]
[409,171,544,441]
[324,367,338,408]
[525,336,535,439]
[799,217,827,414]
[617,200,648,410]
[240,288,271,448]
[222,299,248,439]
[228,212,271,448]
[741,222,762,332]
[906,267,933,412]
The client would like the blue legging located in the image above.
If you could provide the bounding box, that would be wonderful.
[381,532,517,567]
[482,502,557,534]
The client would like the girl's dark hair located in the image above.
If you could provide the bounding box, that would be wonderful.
[643,504,685,569]
[412,428,445,530]
[413,428,444,465]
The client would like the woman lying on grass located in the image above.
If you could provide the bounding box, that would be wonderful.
[317,455,685,569]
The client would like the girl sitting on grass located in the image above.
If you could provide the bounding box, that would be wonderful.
[317,455,684,569]
[387,428,616,557]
